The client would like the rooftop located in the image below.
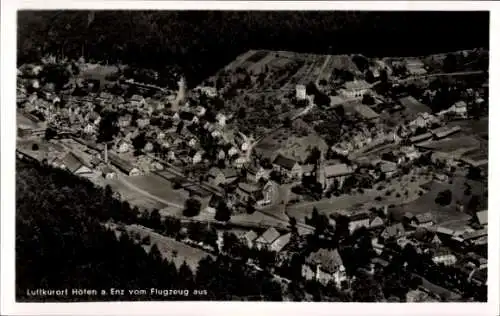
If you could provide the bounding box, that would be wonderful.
[273,154,298,171]
[355,104,380,120]
[256,227,281,245]
[270,233,292,252]
[62,152,86,173]
[345,80,370,90]
[237,182,260,194]
[476,210,488,226]
[323,163,353,178]
[414,212,434,224]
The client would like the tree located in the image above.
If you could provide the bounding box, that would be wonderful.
[132,132,146,155]
[31,143,39,151]
[148,208,162,230]
[215,200,231,222]
[362,93,375,105]
[305,146,322,165]
[183,198,201,217]
[44,127,57,141]
[97,112,119,143]
[435,189,452,206]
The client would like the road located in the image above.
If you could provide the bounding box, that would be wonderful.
[315,55,331,85]
[395,70,485,84]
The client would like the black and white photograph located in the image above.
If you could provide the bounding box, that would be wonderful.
[1,2,499,315]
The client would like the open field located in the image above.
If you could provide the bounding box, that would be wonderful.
[286,169,432,224]
[392,174,486,229]
[126,173,189,206]
[79,63,120,88]
[104,177,169,210]
[17,112,41,129]
[416,135,480,153]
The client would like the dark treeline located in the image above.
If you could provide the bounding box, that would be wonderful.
[18,11,489,86]
[16,160,283,301]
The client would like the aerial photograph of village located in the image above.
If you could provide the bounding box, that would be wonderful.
[15,10,489,302]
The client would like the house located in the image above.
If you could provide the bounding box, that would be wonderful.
[144,142,154,153]
[410,132,433,145]
[370,216,385,229]
[59,152,93,176]
[462,228,488,246]
[257,180,278,207]
[196,86,217,98]
[234,156,249,169]
[255,227,281,250]
[380,160,397,178]
[101,166,117,179]
[448,101,468,118]
[270,233,292,253]
[239,230,258,248]
[371,237,385,255]
[411,212,434,228]
[130,94,146,107]
[431,126,461,139]
[406,58,427,77]
[116,139,131,153]
[109,153,142,177]
[207,167,238,186]
[188,138,198,148]
[228,146,239,157]
[192,151,204,164]
[296,84,307,100]
[195,106,206,117]
[432,249,457,266]
[235,182,260,203]
[434,173,449,182]
[273,155,302,179]
[348,212,371,234]
[354,104,380,121]
[469,268,487,286]
[475,210,488,228]
[302,248,347,288]
[137,118,150,128]
[340,80,371,99]
[118,115,132,127]
[83,123,95,135]
[246,165,268,183]
[318,163,354,190]
[381,223,406,240]
[216,113,227,127]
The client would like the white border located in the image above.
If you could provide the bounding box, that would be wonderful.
[2,2,499,316]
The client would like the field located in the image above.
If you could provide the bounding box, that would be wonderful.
[416,135,480,153]
[126,173,189,206]
[79,63,120,88]
[110,223,213,270]
[256,127,328,163]
[104,177,169,210]
[286,168,432,224]
[17,112,41,129]
[393,174,486,230]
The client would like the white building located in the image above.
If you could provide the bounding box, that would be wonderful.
[296,84,307,100]
[340,80,371,99]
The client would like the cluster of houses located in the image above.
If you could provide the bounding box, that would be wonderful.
[295,206,488,292]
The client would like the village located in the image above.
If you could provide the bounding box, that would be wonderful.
[16,48,488,301]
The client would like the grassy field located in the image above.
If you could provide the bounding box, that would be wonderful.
[104,177,168,210]
[17,112,41,129]
[126,173,189,206]
[393,174,485,229]
[286,169,432,224]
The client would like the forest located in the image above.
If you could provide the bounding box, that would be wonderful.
[16,159,283,301]
[17,11,489,86]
